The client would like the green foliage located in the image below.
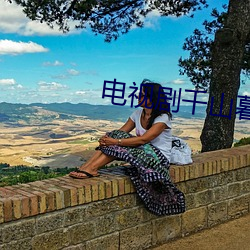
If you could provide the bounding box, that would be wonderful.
[0,164,78,187]
[234,137,250,147]
[179,5,250,90]
[8,0,208,42]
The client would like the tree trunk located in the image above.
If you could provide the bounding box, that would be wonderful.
[200,0,250,152]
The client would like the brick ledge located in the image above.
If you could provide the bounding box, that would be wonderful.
[0,145,249,224]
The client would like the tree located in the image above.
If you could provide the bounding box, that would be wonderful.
[8,0,208,42]
[199,0,250,152]
[179,6,250,90]
[179,2,250,152]
[8,0,250,152]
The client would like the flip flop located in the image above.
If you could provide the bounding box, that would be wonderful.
[69,169,100,179]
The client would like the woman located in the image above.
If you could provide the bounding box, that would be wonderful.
[69,79,185,215]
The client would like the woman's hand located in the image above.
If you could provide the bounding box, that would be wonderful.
[98,135,117,147]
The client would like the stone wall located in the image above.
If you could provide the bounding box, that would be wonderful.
[0,145,250,250]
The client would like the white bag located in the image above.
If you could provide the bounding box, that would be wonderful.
[170,136,193,165]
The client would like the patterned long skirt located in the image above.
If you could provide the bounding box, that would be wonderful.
[97,130,185,216]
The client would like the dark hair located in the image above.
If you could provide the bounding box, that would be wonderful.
[141,79,172,129]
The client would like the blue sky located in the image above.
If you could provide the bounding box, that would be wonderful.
[0,0,248,105]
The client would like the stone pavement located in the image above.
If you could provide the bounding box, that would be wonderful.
[151,213,250,250]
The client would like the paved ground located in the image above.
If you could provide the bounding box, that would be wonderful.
[151,213,250,250]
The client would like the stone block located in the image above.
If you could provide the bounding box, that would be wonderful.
[67,222,96,244]
[241,179,250,194]
[194,189,214,207]
[84,194,136,219]
[32,228,70,250]
[93,213,118,237]
[175,182,187,193]
[228,195,249,219]
[215,171,235,186]
[2,218,36,243]
[245,166,250,179]
[185,178,209,193]
[86,232,119,250]
[185,193,195,210]
[181,206,207,236]
[213,185,228,201]
[0,228,2,244]
[64,207,85,227]
[0,200,4,223]
[36,212,64,234]
[152,214,181,245]
[0,238,32,250]
[235,168,246,181]
[62,244,86,250]
[120,222,152,250]
[228,183,241,198]
[208,201,227,227]
[115,206,151,230]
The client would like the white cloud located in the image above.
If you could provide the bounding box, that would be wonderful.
[0,39,48,55]
[242,91,250,96]
[144,9,161,29]
[0,78,16,85]
[0,78,24,91]
[43,60,63,66]
[52,74,68,80]
[17,84,24,89]
[172,79,186,85]
[0,0,83,36]
[68,69,80,76]
[75,91,86,95]
[38,81,68,91]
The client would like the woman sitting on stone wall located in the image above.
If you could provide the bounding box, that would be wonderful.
[69,79,185,216]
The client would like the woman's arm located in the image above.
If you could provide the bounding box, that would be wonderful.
[118,118,135,133]
[98,118,135,146]
[101,122,168,147]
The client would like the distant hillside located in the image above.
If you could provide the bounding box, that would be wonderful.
[0,102,133,124]
[0,102,206,124]
[31,102,133,121]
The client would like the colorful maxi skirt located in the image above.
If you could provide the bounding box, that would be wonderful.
[97,130,185,216]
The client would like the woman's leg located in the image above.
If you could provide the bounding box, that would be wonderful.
[81,150,103,168]
[70,150,116,178]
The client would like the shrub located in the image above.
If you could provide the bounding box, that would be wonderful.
[234,137,250,147]
[0,165,78,187]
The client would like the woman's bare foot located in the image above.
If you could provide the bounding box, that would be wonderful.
[69,167,99,179]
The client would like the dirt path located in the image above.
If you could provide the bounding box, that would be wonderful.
[151,213,250,250]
